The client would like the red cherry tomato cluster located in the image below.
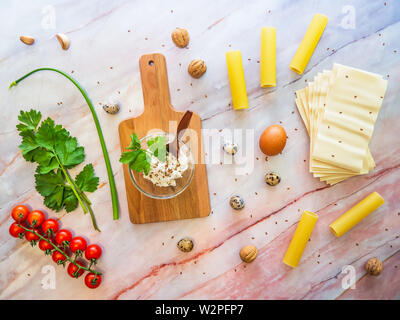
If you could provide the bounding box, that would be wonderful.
[52,250,68,265]
[8,204,103,289]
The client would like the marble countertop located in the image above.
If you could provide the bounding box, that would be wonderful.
[1,0,399,299]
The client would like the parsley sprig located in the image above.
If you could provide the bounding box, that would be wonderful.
[9,67,119,220]
[120,133,166,174]
[17,109,100,231]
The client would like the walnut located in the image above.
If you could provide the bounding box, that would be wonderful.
[239,245,257,263]
[171,28,189,48]
[188,59,207,78]
[365,257,383,276]
[177,238,193,252]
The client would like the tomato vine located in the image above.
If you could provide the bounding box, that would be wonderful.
[16,222,101,277]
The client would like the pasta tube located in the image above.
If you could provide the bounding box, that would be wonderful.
[226,50,249,110]
[290,14,328,74]
[283,211,318,268]
[329,192,384,237]
[261,27,276,87]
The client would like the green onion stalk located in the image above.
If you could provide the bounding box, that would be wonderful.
[10,68,119,220]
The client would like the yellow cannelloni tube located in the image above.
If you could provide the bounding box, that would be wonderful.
[226,50,249,110]
[290,13,328,74]
[261,27,276,87]
[329,192,384,237]
[283,211,318,268]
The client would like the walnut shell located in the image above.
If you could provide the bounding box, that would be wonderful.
[365,257,383,276]
[171,27,189,48]
[239,245,257,263]
[177,238,194,252]
[265,172,281,186]
[188,59,207,78]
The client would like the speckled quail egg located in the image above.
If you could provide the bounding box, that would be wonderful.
[177,238,194,252]
[103,103,120,114]
[223,142,238,155]
[265,172,281,186]
[229,195,245,210]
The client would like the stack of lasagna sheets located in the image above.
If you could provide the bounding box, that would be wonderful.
[295,63,387,185]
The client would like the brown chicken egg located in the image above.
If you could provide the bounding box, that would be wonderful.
[259,125,287,156]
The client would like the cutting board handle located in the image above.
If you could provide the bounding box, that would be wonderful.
[139,53,172,114]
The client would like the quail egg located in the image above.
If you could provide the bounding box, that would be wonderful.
[177,238,194,252]
[103,103,120,114]
[229,195,244,210]
[223,142,238,155]
[265,172,281,186]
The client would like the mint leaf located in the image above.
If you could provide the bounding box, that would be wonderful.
[75,164,99,192]
[126,133,141,150]
[120,133,167,175]
[148,136,166,162]
[143,161,150,175]
[129,150,150,174]
[120,149,140,164]
[146,137,156,147]
[17,109,42,133]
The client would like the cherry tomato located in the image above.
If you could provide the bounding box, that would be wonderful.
[27,210,46,227]
[84,273,102,289]
[42,219,59,236]
[38,239,54,254]
[69,237,87,256]
[67,261,85,278]
[9,222,25,238]
[85,244,102,263]
[11,205,30,223]
[55,229,73,248]
[52,250,68,265]
[25,228,41,246]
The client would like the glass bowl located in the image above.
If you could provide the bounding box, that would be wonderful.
[128,132,195,199]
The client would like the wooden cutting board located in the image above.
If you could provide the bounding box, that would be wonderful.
[118,53,211,224]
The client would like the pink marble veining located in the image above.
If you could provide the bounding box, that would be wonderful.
[0,0,399,299]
